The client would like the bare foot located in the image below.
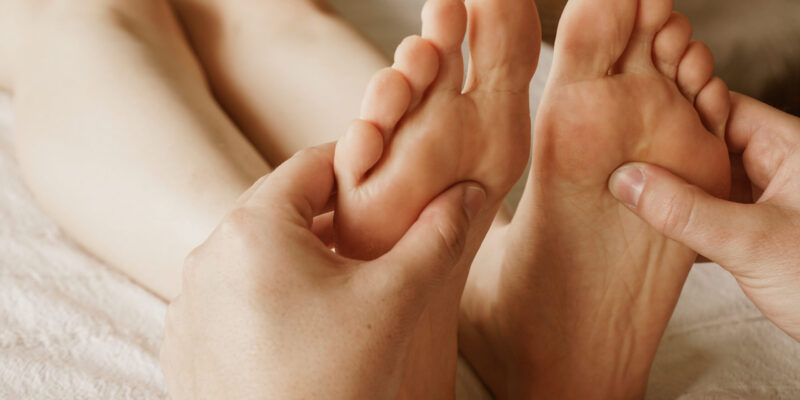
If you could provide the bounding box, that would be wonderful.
[332,0,540,397]
[460,0,732,397]
[334,0,541,260]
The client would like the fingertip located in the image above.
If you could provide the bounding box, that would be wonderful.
[251,144,336,221]
[462,184,487,221]
[609,163,646,208]
[419,182,486,225]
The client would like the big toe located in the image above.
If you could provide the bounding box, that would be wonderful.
[463,0,541,93]
[550,0,638,82]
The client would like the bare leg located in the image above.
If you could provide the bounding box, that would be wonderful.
[169,0,389,164]
[3,0,269,299]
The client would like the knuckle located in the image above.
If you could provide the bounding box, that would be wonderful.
[295,146,329,164]
[433,213,468,265]
[658,185,697,239]
[215,207,268,254]
[218,208,254,238]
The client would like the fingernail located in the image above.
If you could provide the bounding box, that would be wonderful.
[609,164,645,208]
[462,185,486,221]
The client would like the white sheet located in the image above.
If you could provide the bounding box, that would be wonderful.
[1,1,799,398]
[0,93,167,398]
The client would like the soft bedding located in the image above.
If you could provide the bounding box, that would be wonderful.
[1,1,799,398]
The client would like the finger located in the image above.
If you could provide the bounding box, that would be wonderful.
[368,182,486,295]
[609,162,771,266]
[729,153,755,204]
[243,143,337,228]
[235,174,271,207]
[727,92,799,153]
[726,93,800,191]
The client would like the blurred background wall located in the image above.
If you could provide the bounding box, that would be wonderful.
[330,0,799,116]
[539,0,800,116]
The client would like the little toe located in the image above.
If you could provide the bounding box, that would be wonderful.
[360,67,412,138]
[652,12,692,80]
[463,0,541,93]
[695,77,731,138]
[676,40,715,103]
[393,35,440,108]
[334,119,384,188]
[421,0,468,92]
[615,0,674,73]
[550,0,638,83]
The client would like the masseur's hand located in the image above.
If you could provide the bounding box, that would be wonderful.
[608,93,800,341]
[160,144,487,399]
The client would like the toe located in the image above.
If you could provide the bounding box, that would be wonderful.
[334,120,384,188]
[393,35,440,109]
[360,68,412,138]
[550,0,638,82]
[652,12,692,80]
[695,77,731,138]
[421,0,468,92]
[463,0,541,93]
[615,0,674,73]
[676,40,714,103]
[634,0,675,35]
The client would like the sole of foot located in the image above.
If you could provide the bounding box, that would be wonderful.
[460,0,731,398]
[331,0,541,397]
[333,0,541,261]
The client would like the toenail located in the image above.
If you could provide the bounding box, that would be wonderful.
[462,185,487,221]
[609,164,646,208]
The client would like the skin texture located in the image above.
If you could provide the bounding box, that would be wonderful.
[0,0,519,302]
[610,93,800,341]
[160,144,492,399]
[459,0,732,398]
[0,3,523,394]
[330,1,539,396]
[2,0,406,300]
[5,0,269,298]
[334,0,541,260]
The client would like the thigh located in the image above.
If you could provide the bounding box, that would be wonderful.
[13,0,270,299]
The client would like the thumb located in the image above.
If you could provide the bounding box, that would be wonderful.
[372,182,486,291]
[609,162,767,266]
